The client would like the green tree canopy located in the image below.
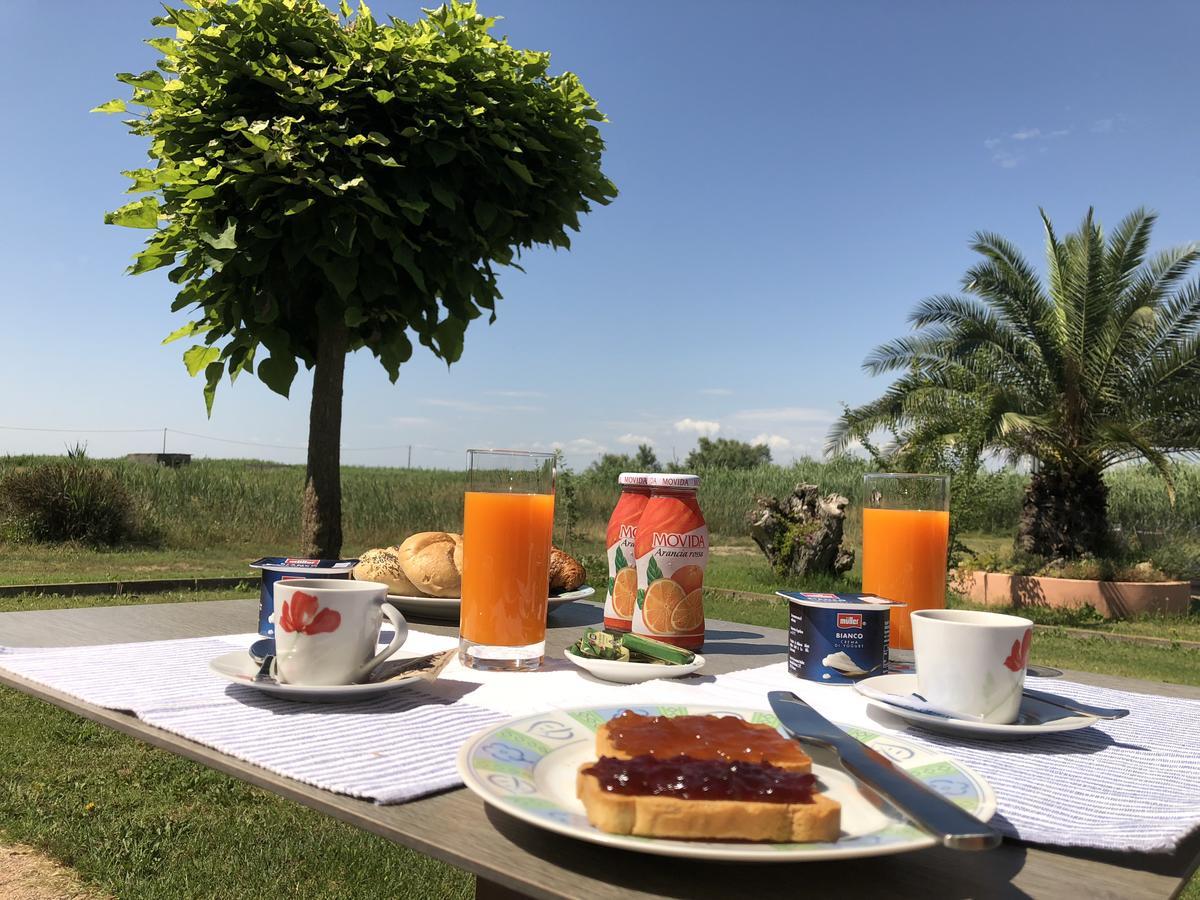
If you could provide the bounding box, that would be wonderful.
[685,437,771,470]
[100,0,615,555]
[583,445,660,482]
[830,208,1200,557]
[633,443,661,472]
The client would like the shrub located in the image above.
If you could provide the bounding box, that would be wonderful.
[1148,540,1200,582]
[686,437,771,470]
[963,544,1194,583]
[0,463,137,545]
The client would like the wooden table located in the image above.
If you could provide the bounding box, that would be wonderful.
[1,599,1197,900]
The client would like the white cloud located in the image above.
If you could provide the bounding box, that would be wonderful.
[985,125,1071,169]
[552,437,606,455]
[751,433,793,452]
[699,387,733,396]
[732,406,833,424]
[390,416,432,427]
[1091,117,1114,133]
[617,433,654,446]
[421,398,541,414]
[673,418,721,436]
[485,390,545,399]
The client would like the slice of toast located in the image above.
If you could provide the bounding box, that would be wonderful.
[597,712,813,774]
[577,765,841,842]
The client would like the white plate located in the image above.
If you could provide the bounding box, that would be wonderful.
[208,649,434,703]
[855,673,1100,739]
[387,586,595,622]
[457,703,996,862]
[563,647,705,684]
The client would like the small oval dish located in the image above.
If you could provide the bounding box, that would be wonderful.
[564,647,705,684]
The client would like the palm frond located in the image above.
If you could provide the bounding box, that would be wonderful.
[1148,276,1200,349]
[1105,207,1156,295]
[838,208,1200,477]
[1092,421,1177,505]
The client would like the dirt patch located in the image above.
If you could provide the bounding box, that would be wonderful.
[0,843,109,900]
[709,545,758,557]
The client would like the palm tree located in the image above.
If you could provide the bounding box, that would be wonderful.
[829,208,1200,557]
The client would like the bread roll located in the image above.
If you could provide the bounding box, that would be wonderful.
[397,532,463,598]
[549,547,586,592]
[353,548,424,596]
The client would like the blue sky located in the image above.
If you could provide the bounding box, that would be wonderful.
[2,1,1198,470]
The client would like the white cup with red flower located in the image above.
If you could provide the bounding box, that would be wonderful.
[271,578,409,685]
[911,608,1034,723]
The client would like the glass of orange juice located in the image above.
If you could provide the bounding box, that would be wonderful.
[861,474,950,651]
[459,449,556,671]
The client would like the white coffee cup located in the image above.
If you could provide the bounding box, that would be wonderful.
[271,578,408,685]
[911,608,1033,723]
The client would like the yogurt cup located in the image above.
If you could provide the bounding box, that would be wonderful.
[249,557,358,637]
[777,592,906,684]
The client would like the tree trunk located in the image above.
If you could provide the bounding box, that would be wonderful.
[1016,467,1108,558]
[300,319,348,558]
[747,484,855,577]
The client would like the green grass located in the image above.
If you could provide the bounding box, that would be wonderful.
[704,552,861,595]
[0,545,257,586]
[0,687,471,900]
[3,455,1198,550]
[1015,629,1200,686]
[701,532,1019,597]
[952,598,1200,643]
[0,587,253,614]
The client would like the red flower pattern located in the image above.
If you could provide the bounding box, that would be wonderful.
[279,591,341,635]
[1002,628,1032,673]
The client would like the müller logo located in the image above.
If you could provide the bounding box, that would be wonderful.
[837,612,863,629]
[284,558,321,566]
[652,533,707,548]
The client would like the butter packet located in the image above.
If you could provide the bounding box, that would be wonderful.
[570,627,696,666]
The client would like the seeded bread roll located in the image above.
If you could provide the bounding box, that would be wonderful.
[576,766,841,842]
[353,548,424,596]
[549,547,586,592]
[397,532,463,598]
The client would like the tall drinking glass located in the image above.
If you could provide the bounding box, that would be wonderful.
[861,474,950,651]
[459,449,556,671]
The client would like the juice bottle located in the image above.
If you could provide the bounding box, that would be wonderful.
[631,474,708,650]
[603,473,652,632]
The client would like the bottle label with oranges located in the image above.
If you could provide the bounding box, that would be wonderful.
[631,478,708,650]
[603,475,651,631]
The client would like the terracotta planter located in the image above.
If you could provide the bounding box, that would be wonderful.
[952,570,1191,619]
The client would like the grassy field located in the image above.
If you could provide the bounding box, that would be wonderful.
[0,685,472,900]
[2,455,1198,550]
[0,545,259,587]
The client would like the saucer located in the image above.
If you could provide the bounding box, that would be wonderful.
[387,586,594,622]
[563,647,705,684]
[855,673,1100,739]
[209,649,439,703]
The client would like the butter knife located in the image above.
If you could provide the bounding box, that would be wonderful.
[768,691,1001,851]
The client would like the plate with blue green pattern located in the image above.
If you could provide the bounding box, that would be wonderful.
[457,704,996,862]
